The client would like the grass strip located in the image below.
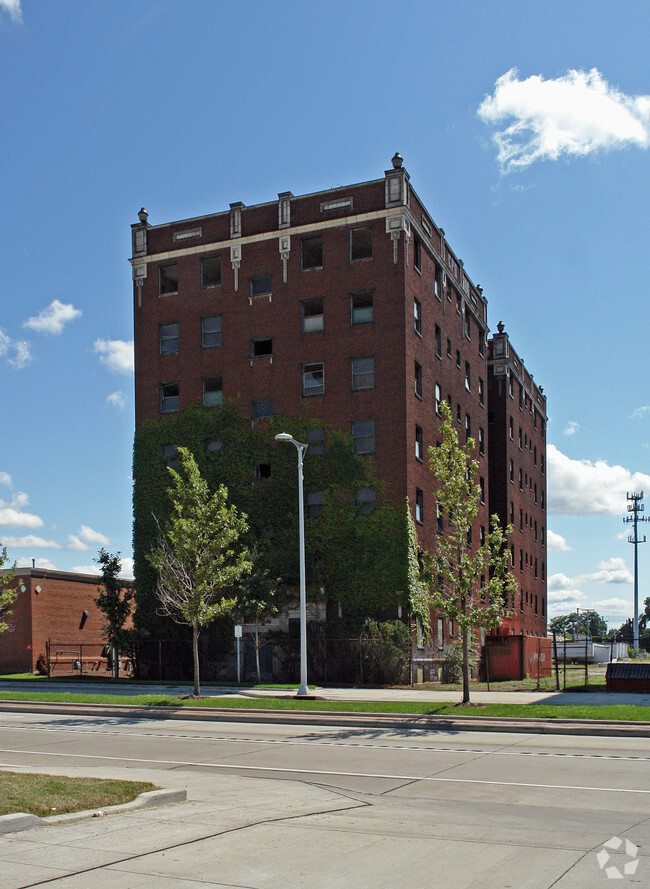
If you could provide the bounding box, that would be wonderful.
[0,690,649,722]
[0,771,157,818]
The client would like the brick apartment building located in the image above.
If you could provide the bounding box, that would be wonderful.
[488,324,547,636]
[130,154,547,651]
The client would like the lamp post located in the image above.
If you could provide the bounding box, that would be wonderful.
[275,432,310,696]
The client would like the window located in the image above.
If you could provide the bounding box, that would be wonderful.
[159,263,178,295]
[415,488,424,523]
[306,427,324,455]
[519,468,523,491]
[351,356,375,390]
[437,503,443,532]
[251,338,272,358]
[456,403,462,423]
[302,299,323,333]
[465,361,471,392]
[413,236,422,271]
[351,291,373,325]
[206,439,222,460]
[414,362,422,398]
[478,330,485,357]
[255,462,272,481]
[478,377,484,406]
[435,324,441,357]
[510,501,515,523]
[447,338,452,359]
[456,349,461,369]
[434,383,441,416]
[160,382,179,413]
[307,491,324,519]
[201,255,221,288]
[301,235,323,270]
[353,420,375,455]
[509,416,514,439]
[465,413,471,441]
[251,399,273,419]
[519,509,523,531]
[356,487,376,516]
[415,425,423,461]
[434,265,442,300]
[159,323,179,355]
[464,311,471,340]
[350,226,373,261]
[250,274,272,297]
[303,362,324,396]
[162,444,178,469]
[414,298,422,335]
[509,459,514,482]
[479,476,485,504]
[478,426,485,455]
[518,427,523,449]
[201,315,222,348]
[203,376,223,407]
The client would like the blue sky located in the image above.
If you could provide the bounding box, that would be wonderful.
[1,0,649,629]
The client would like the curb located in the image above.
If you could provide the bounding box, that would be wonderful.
[0,788,187,835]
[1,699,649,737]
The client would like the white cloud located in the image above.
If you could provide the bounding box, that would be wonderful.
[106,390,127,411]
[547,444,650,516]
[0,472,11,488]
[2,535,61,548]
[93,339,134,374]
[24,300,82,335]
[67,525,110,551]
[587,557,633,585]
[14,557,58,570]
[547,530,571,551]
[71,563,101,576]
[0,1,22,24]
[632,406,650,419]
[0,329,32,369]
[0,487,42,529]
[478,68,650,172]
[593,597,632,614]
[563,421,579,437]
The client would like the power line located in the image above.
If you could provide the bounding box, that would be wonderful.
[623,491,649,650]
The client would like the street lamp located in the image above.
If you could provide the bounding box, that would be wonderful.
[275,432,310,696]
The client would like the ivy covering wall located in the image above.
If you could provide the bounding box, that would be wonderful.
[132,402,411,637]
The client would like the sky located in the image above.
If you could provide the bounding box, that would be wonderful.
[1,0,649,629]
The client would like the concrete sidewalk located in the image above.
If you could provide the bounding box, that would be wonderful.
[2,679,650,707]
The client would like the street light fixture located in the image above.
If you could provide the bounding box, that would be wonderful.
[275,432,310,696]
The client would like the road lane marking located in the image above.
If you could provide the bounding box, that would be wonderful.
[0,747,649,795]
[0,721,648,762]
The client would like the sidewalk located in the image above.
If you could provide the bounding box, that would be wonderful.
[3,679,650,707]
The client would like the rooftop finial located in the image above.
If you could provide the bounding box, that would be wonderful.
[497,321,505,334]
[138,207,149,224]
[391,152,403,169]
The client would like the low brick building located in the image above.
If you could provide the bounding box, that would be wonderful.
[0,568,126,674]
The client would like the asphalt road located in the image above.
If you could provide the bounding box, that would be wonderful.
[0,711,648,887]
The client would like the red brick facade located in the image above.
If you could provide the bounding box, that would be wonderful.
[130,155,547,647]
[0,569,131,673]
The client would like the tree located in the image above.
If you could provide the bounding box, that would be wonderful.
[550,610,608,641]
[426,402,517,703]
[148,447,251,695]
[0,546,18,635]
[94,549,133,678]
[234,546,285,683]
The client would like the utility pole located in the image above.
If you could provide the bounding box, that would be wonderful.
[623,492,648,651]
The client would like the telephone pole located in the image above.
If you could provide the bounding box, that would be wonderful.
[623,491,648,651]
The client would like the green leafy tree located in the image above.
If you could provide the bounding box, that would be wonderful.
[426,402,517,703]
[550,610,608,641]
[148,447,252,695]
[0,546,18,635]
[94,549,133,678]
[234,546,285,683]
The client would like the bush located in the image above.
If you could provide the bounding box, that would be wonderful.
[360,619,411,685]
[442,640,477,683]
[628,645,638,659]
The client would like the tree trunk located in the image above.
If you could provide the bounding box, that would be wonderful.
[462,623,470,704]
[255,616,261,684]
[112,643,119,680]
[192,623,200,696]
